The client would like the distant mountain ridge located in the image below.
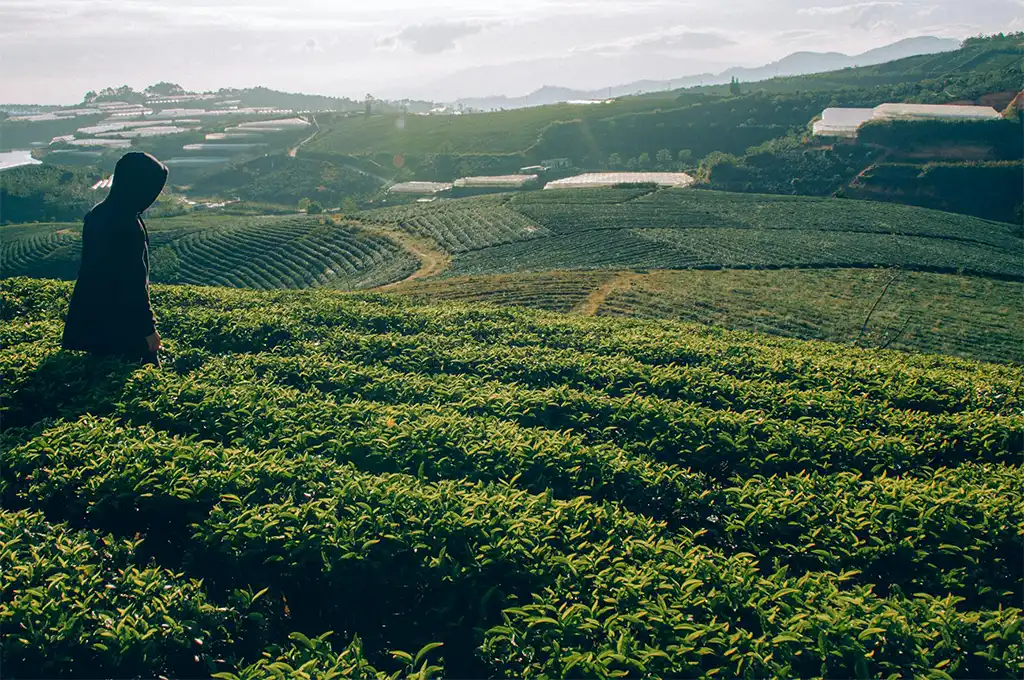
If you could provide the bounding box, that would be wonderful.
[454,36,961,111]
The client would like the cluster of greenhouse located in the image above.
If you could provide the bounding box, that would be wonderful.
[544,172,695,190]
[812,103,1002,138]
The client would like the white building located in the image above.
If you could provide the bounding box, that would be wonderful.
[389,181,453,194]
[812,103,1001,138]
[544,172,695,190]
[453,175,537,188]
[812,108,877,138]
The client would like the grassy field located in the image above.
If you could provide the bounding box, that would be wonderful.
[0,215,417,290]
[394,268,1024,364]
[2,276,1022,678]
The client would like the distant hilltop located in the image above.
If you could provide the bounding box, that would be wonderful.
[451,36,962,111]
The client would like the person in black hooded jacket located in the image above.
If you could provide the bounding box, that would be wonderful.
[62,152,168,365]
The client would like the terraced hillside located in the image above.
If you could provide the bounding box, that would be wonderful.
[0,215,417,290]
[362,187,1022,280]
[2,277,1023,678]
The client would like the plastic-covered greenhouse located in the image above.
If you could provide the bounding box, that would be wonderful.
[812,103,1002,137]
[812,108,875,137]
[453,175,537,188]
[544,172,695,190]
[389,181,453,194]
[873,103,1001,121]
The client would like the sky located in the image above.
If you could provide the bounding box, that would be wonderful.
[0,0,1020,104]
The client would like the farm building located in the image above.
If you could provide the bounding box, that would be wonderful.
[389,181,453,195]
[544,172,695,190]
[813,103,1002,138]
[812,108,876,138]
[541,158,573,170]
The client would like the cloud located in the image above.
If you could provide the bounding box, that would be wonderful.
[798,1,905,31]
[632,30,736,51]
[577,27,736,54]
[774,29,832,43]
[797,2,903,17]
[376,20,490,54]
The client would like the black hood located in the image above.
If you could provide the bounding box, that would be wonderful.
[105,152,169,214]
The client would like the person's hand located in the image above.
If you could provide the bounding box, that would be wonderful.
[145,331,162,354]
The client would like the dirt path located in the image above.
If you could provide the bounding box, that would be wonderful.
[575,272,641,316]
[288,115,320,158]
[341,219,451,289]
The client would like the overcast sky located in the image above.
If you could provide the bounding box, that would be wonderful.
[1,0,1019,103]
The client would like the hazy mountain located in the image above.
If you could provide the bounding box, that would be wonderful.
[406,53,727,105]
[453,36,961,111]
[719,36,961,82]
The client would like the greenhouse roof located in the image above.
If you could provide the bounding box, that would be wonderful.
[454,175,537,187]
[389,181,453,194]
[544,172,695,190]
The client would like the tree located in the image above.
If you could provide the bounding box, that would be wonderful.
[656,149,672,166]
[730,77,742,96]
[144,82,186,97]
[638,152,651,168]
[306,200,324,214]
[608,152,623,168]
[341,197,359,214]
[677,149,693,164]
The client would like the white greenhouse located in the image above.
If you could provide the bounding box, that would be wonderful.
[544,172,695,190]
[453,175,537,188]
[812,108,876,138]
[389,181,453,194]
[873,103,1001,121]
[812,103,1002,138]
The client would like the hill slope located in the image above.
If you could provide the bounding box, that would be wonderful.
[360,188,1023,280]
[307,35,1021,162]
[0,214,417,290]
[2,276,1022,678]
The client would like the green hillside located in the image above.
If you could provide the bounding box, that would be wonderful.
[3,277,1023,678]
[305,35,1021,166]
[1,215,416,290]
[393,268,1024,364]
[361,188,1022,280]
[6,186,1020,363]
[686,33,1023,96]
[0,164,103,225]
[188,154,386,207]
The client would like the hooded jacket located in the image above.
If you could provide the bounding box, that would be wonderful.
[62,152,168,356]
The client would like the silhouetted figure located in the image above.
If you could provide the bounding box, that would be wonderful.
[62,152,168,365]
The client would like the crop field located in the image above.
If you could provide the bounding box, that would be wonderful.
[360,195,549,253]
[0,215,418,290]
[394,268,1024,364]
[2,276,1022,678]
[394,270,618,312]
[420,188,1022,279]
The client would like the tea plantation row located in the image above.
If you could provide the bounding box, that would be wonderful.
[1,278,1021,678]
[392,268,1024,364]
